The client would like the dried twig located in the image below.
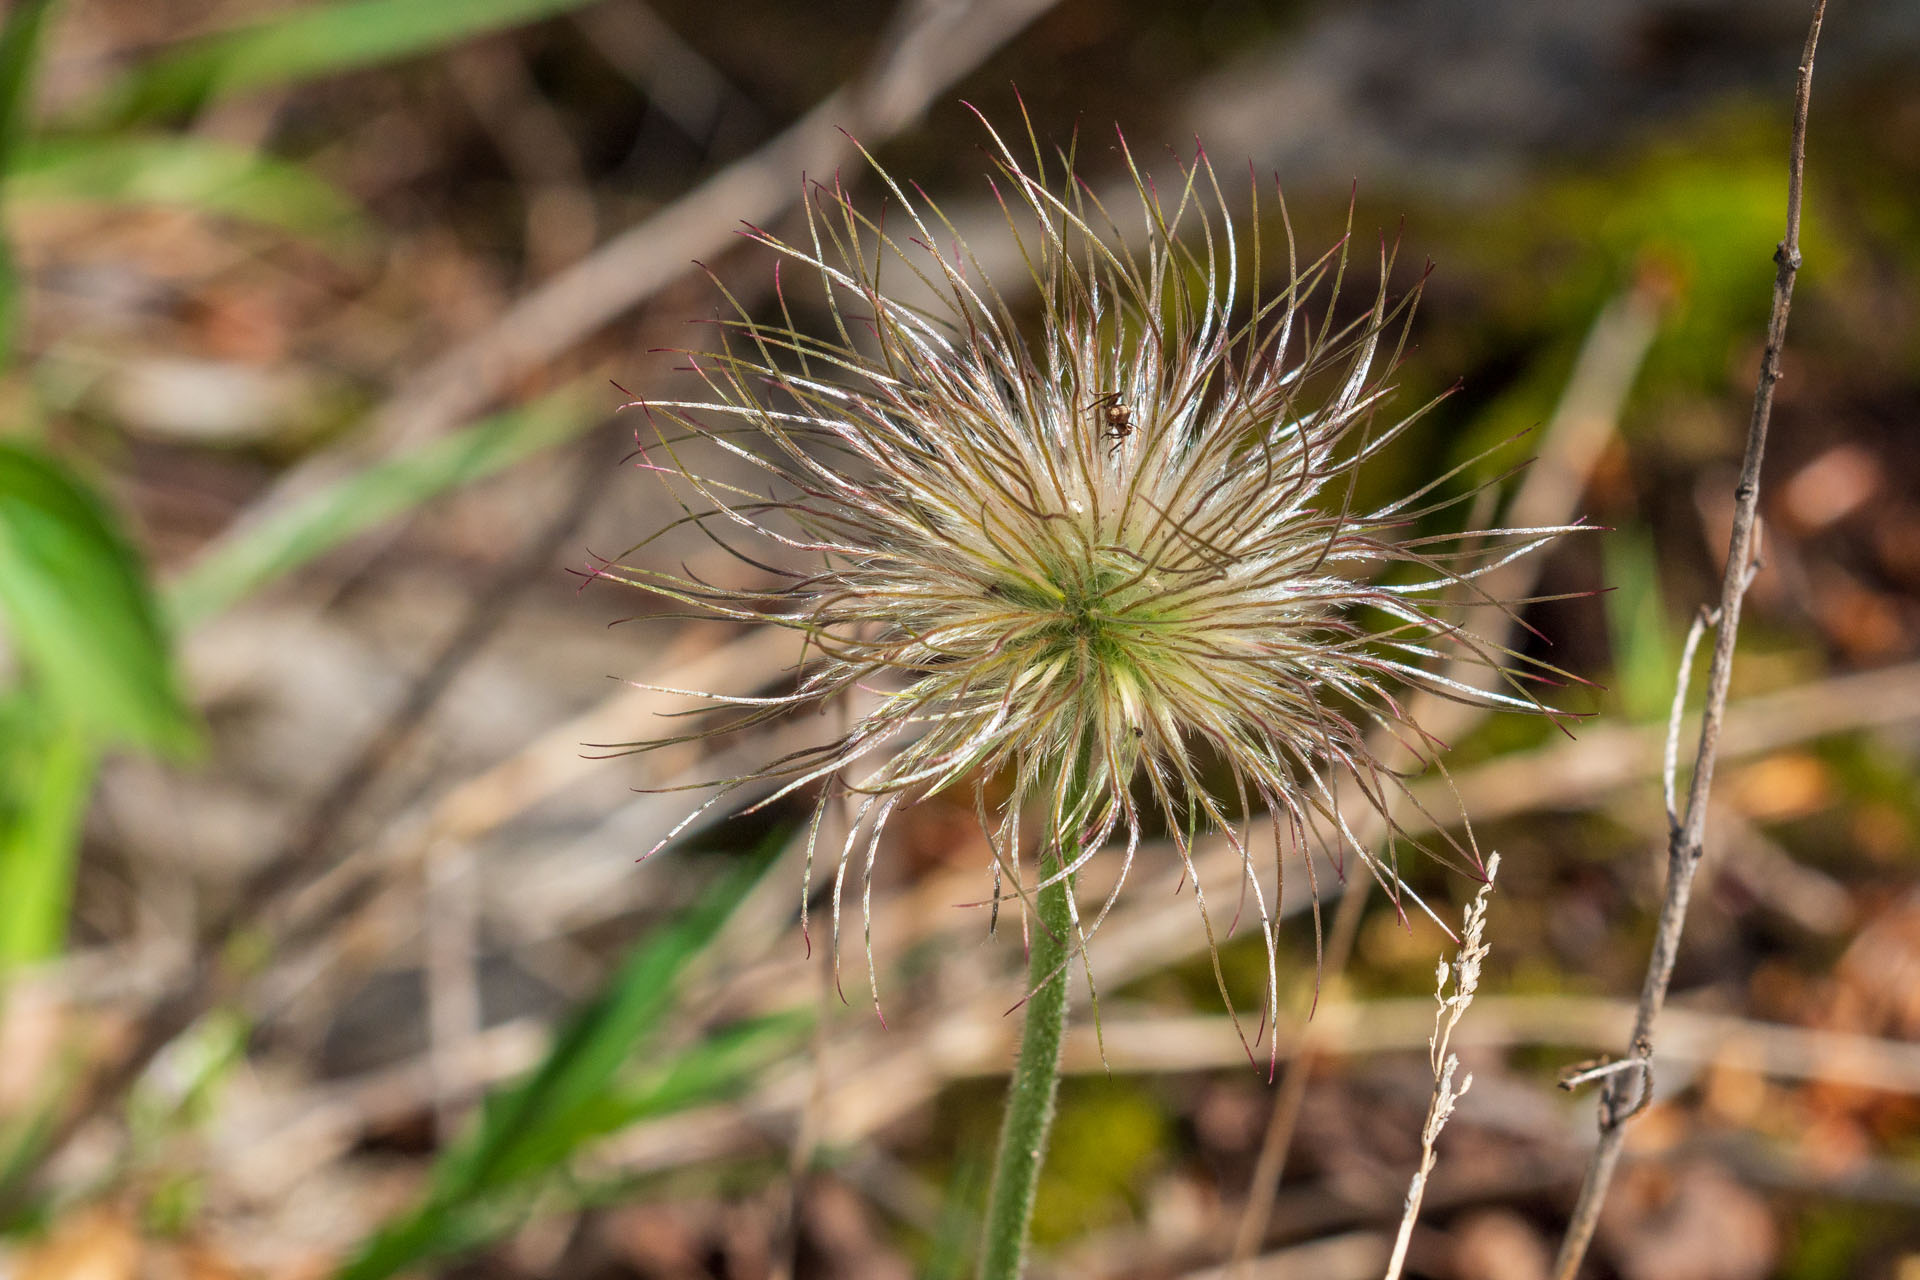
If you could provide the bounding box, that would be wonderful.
[1182,1232,1390,1280]
[424,837,483,1141]
[208,649,1918,1063]
[1549,5,1827,1275]
[446,36,597,279]
[567,991,1920,1193]
[1384,854,1498,1280]
[207,973,1920,1210]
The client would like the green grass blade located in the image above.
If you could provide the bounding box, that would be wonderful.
[9,135,365,244]
[432,853,778,1199]
[0,443,197,755]
[335,850,794,1280]
[0,699,96,965]
[0,1,52,164]
[924,1157,989,1280]
[164,382,599,629]
[496,1009,806,1183]
[0,0,57,363]
[95,0,609,124]
[1603,530,1676,722]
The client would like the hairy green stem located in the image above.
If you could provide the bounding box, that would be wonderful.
[976,850,1073,1280]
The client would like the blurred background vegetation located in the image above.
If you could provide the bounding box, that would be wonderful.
[0,0,1916,1276]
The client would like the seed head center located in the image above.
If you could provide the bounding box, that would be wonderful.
[1028,558,1156,679]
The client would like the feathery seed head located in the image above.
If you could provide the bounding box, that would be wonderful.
[601,110,1571,1026]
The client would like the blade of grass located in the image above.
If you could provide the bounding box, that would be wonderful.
[522,1009,806,1175]
[0,700,95,965]
[0,1,51,167]
[925,1158,989,1280]
[164,381,599,628]
[93,0,611,124]
[335,849,797,1280]
[1603,531,1677,722]
[0,442,193,969]
[437,855,776,1198]
[0,0,56,363]
[9,136,365,245]
[0,443,197,755]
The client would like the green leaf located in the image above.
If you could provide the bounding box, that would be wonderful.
[0,443,197,755]
[95,0,611,124]
[923,1157,989,1280]
[0,2,53,168]
[0,695,96,965]
[8,136,365,244]
[0,0,58,363]
[493,1010,805,1182]
[164,382,597,629]
[335,851,798,1280]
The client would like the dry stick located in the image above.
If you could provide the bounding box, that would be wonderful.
[276,635,1908,1109]
[218,987,1920,1207]
[424,836,483,1141]
[1548,5,1826,1277]
[230,635,1914,1071]
[582,993,1920,1178]
[1227,277,1661,1269]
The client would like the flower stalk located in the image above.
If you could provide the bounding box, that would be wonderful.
[977,846,1072,1280]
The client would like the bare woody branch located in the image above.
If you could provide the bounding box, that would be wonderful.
[1550,4,1827,1276]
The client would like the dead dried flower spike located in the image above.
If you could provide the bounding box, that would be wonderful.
[597,109,1574,1035]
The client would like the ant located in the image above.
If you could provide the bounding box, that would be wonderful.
[1088,391,1134,455]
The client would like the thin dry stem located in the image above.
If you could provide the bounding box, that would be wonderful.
[424,837,483,1142]
[1550,5,1826,1275]
[1383,853,1498,1280]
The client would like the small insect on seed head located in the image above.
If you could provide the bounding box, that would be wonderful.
[1089,391,1135,455]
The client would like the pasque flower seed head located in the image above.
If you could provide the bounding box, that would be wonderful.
[599,110,1575,1028]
